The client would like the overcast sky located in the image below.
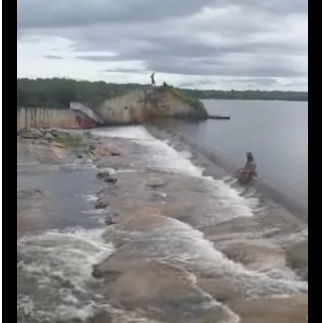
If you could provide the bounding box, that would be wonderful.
[17,0,308,91]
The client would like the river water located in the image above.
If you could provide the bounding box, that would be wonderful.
[170,99,308,207]
[17,123,308,323]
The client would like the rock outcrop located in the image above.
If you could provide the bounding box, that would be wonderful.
[93,86,208,125]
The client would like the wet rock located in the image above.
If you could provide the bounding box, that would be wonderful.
[96,170,111,179]
[52,142,65,148]
[44,131,56,141]
[96,170,118,184]
[285,239,308,280]
[92,265,121,281]
[92,265,103,279]
[228,294,308,323]
[218,240,285,273]
[89,142,122,158]
[97,172,106,179]
[18,128,44,139]
[151,191,168,202]
[104,217,115,226]
[104,176,118,184]
[95,191,110,209]
[97,187,112,196]
[94,260,233,323]
[146,176,166,188]
[49,129,70,139]
[108,145,121,156]
[104,213,119,226]
[86,311,112,323]
[95,199,109,209]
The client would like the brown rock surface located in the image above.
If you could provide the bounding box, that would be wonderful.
[228,294,308,323]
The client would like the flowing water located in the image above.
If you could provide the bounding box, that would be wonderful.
[17,125,308,322]
[162,99,308,206]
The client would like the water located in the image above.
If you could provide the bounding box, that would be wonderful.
[170,99,308,206]
[17,127,308,322]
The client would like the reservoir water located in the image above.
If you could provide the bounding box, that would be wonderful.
[172,99,308,207]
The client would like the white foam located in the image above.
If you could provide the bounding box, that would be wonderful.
[18,228,114,320]
[93,126,260,223]
[74,193,97,201]
[56,303,98,321]
[180,268,240,323]
[109,215,307,297]
[82,209,110,215]
[91,126,154,141]
[140,137,204,176]
[92,126,307,297]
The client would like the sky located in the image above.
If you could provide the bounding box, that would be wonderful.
[17,0,308,91]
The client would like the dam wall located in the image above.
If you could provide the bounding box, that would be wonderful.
[17,107,97,131]
[146,124,308,221]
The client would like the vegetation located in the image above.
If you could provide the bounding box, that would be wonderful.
[17,78,308,109]
[167,86,206,112]
[55,133,84,147]
[185,89,308,102]
[17,78,143,109]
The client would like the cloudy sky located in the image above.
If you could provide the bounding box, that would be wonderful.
[17,0,308,91]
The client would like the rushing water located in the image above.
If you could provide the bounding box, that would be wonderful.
[169,99,308,206]
[17,125,307,323]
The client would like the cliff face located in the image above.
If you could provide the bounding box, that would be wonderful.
[94,87,208,125]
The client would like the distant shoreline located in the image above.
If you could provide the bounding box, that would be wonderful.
[184,89,308,102]
[202,97,308,102]
[17,78,308,108]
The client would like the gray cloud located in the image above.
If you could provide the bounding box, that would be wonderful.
[17,0,215,29]
[104,68,147,73]
[142,56,306,77]
[44,55,63,60]
[17,0,307,30]
[18,0,308,89]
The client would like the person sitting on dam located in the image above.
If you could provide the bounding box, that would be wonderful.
[244,152,257,177]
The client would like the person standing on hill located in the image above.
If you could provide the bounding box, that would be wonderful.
[150,72,156,86]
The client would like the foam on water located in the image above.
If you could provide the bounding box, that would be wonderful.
[94,126,308,288]
[18,125,306,320]
[93,126,259,222]
[183,270,240,323]
[17,227,168,323]
[106,215,307,298]
[92,126,155,141]
[17,228,114,322]
[75,193,97,201]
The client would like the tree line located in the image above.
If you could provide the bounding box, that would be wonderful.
[17,78,308,109]
[184,89,308,102]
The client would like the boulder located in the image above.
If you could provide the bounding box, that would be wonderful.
[96,170,118,184]
[104,212,119,226]
[104,176,118,184]
[89,143,121,158]
[107,145,121,156]
[18,128,43,139]
[95,192,110,209]
[44,131,56,141]
[95,199,109,209]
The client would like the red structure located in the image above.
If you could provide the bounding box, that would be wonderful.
[70,102,102,129]
[75,113,97,129]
